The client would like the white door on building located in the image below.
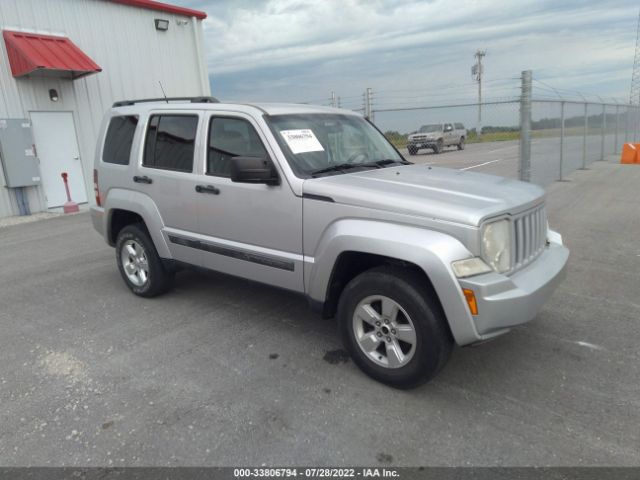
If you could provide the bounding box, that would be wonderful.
[30,112,87,208]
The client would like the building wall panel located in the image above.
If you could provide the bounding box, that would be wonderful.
[0,0,210,218]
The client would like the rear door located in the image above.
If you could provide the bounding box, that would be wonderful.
[135,111,205,264]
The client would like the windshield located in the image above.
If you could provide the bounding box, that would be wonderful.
[419,124,442,133]
[266,114,405,177]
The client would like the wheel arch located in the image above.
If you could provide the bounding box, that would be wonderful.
[321,251,442,321]
[306,219,480,345]
[104,189,171,258]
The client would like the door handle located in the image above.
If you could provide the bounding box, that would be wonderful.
[195,184,220,195]
[133,175,153,184]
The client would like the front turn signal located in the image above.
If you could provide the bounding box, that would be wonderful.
[463,288,478,316]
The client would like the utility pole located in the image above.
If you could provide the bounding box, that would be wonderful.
[630,9,640,106]
[472,50,486,138]
[364,88,373,121]
[330,91,336,108]
[630,9,640,141]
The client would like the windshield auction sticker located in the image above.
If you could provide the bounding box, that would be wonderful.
[280,129,325,154]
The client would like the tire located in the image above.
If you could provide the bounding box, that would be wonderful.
[115,223,174,297]
[433,139,443,154]
[407,146,417,156]
[457,137,465,150]
[337,266,453,388]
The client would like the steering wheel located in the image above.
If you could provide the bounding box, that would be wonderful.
[346,151,368,164]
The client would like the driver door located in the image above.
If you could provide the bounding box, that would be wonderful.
[193,112,304,292]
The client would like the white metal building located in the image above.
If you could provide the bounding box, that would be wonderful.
[0,0,210,218]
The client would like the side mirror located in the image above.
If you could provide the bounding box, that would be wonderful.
[444,126,453,132]
[230,156,280,186]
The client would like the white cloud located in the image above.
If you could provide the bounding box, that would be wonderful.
[177,0,638,111]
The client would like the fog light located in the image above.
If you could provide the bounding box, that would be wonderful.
[452,257,492,278]
[463,288,478,316]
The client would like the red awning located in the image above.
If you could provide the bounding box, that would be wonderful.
[2,30,102,80]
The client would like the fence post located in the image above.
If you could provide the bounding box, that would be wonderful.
[559,101,565,181]
[582,103,588,169]
[614,105,619,154]
[624,106,629,144]
[600,104,606,161]
[519,70,532,182]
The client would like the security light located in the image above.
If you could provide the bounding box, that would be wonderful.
[154,19,169,31]
[49,89,59,102]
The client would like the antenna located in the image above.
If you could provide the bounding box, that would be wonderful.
[158,81,169,103]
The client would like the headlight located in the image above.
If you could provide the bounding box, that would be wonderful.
[482,219,512,273]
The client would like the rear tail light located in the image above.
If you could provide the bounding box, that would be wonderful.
[93,169,101,206]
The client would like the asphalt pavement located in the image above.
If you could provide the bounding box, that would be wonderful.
[0,156,638,466]
[399,134,620,185]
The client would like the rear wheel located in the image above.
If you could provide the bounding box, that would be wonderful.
[116,224,174,297]
[338,266,453,388]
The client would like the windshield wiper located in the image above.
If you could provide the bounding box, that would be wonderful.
[360,159,411,168]
[310,159,410,177]
[310,163,365,177]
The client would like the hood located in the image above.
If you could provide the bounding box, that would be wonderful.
[302,165,545,226]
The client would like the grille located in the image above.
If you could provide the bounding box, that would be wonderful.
[512,204,547,271]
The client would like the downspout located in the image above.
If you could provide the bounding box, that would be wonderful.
[192,17,210,96]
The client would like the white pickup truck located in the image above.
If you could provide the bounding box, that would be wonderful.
[407,123,466,155]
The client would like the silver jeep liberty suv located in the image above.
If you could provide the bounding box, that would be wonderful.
[91,97,569,388]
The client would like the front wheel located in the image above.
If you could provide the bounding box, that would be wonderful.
[116,224,174,297]
[433,139,443,154]
[407,146,417,156]
[457,137,465,150]
[338,266,453,388]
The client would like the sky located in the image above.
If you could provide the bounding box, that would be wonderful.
[174,0,639,132]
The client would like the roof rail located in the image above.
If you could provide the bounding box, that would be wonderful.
[112,96,220,107]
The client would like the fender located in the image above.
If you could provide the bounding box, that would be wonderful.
[305,219,480,345]
[104,188,172,259]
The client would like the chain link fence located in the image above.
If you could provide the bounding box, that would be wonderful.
[329,71,640,187]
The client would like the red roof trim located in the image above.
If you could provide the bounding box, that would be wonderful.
[2,30,102,79]
[109,0,207,19]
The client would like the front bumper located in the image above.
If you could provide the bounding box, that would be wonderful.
[457,239,569,340]
[408,139,437,148]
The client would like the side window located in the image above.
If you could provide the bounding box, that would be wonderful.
[444,123,453,131]
[455,123,464,130]
[143,114,198,173]
[207,117,267,177]
[103,116,138,165]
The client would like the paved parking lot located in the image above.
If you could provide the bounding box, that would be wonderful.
[0,158,639,466]
[399,134,619,186]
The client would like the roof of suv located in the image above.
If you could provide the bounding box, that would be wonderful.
[110,100,360,117]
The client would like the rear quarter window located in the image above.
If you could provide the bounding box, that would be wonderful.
[102,116,138,165]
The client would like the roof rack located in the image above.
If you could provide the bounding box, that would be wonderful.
[112,96,220,107]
